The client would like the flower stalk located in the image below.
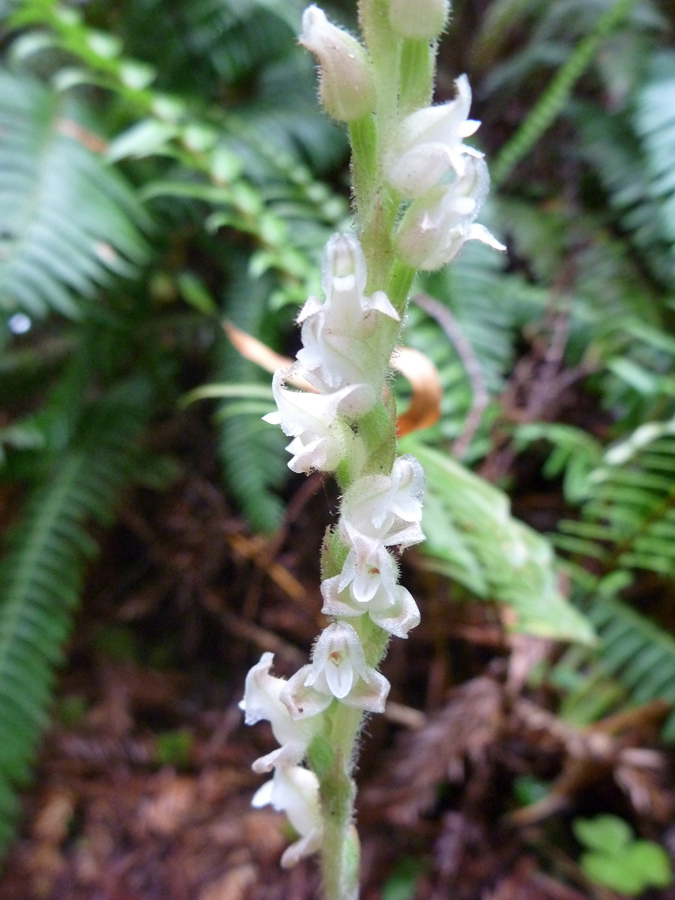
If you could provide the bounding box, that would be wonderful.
[241,2,503,898]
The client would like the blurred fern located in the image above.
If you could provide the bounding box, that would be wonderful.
[488,0,642,185]
[0,68,151,319]
[403,437,594,644]
[0,387,150,856]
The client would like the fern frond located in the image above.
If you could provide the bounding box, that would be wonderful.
[491,0,641,186]
[554,595,675,740]
[115,0,303,94]
[556,419,675,578]
[402,437,594,644]
[633,50,675,284]
[0,68,150,320]
[214,264,289,534]
[0,389,149,855]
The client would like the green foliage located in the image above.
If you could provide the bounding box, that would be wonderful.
[381,856,426,900]
[490,0,643,186]
[403,437,594,643]
[154,729,194,768]
[518,418,675,736]
[0,389,149,855]
[556,419,675,578]
[0,67,150,319]
[574,815,673,894]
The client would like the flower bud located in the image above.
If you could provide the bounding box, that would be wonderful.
[388,0,450,41]
[300,5,376,122]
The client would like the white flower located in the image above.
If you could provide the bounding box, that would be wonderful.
[252,765,322,867]
[299,5,376,122]
[239,653,318,773]
[263,367,372,473]
[341,455,426,547]
[296,233,399,394]
[385,75,483,198]
[394,156,505,271]
[281,622,390,718]
[321,537,420,638]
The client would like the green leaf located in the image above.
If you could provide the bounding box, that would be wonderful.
[573,814,633,854]
[403,438,594,644]
[106,119,178,162]
[626,840,673,889]
[0,68,150,319]
[580,850,646,895]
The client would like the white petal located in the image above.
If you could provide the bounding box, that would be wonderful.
[280,827,323,868]
[251,779,274,808]
[325,652,354,699]
[272,766,321,837]
[340,667,390,712]
[371,586,421,638]
[281,666,333,719]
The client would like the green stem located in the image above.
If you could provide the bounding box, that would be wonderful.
[387,260,417,316]
[399,38,435,113]
[316,703,363,900]
[348,115,378,226]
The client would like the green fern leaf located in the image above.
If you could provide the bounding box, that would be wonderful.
[563,596,675,741]
[402,437,594,644]
[0,68,150,319]
[0,389,149,858]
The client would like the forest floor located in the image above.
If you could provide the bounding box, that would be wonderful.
[0,409,674,900]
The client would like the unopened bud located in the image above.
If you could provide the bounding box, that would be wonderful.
[300,5,376,122]
[388,0,450,40]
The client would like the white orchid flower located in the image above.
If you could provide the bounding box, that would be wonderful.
[281,622,390,718]
[386,75,483,198]
[296,233,399,393]
[395,156,505,271]
[341,454,426,547]
[239,652,318,773]
[252,765,323,867]
[263,366,373,473]
[321,536,420,638]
